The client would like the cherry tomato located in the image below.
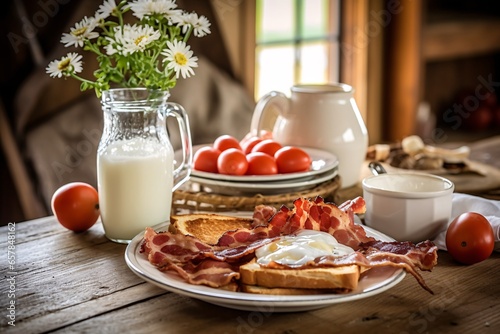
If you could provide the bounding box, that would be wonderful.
[246,152,278,175]
[241,136,263,154]
[240,131,274,149]
[213,134,242,152]
[274,146,312,173]
[445,212,494,265]
[251,139,282,156]
[51,182,100,233]
[259,130,274,140]
[217,148,248,175]
[193,146,221,173]
[239,132,254,147]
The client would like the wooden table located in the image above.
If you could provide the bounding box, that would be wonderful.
[1,216,499,333]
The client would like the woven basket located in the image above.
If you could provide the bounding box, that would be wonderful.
[172,175,341,213]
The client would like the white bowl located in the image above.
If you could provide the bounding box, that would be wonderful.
[362,173,454,243]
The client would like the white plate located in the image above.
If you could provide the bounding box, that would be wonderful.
[190,168,338,195]
[188,145,339,183]
[125,225,406,312]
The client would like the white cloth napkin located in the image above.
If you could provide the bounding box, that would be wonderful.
[432,193,500,252]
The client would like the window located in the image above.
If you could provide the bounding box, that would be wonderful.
[254,0,340,99]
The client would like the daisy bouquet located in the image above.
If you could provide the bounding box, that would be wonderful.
[46,0,211,96]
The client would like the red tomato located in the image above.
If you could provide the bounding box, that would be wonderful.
[213,135,242,152]
[239,132,254,147]
[251,139,282,156]
[259,130,274,140]
[217,148,248,175]
[193,146,221,173]
[274,146,312,173]
[246,152,278,175]
[51,182,100,233]
[445,212,494,265]
[240,131,273,148]
[241,136,263,154]
[464,104,492,131]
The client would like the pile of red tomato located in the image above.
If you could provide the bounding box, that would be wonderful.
[193,134,312,175]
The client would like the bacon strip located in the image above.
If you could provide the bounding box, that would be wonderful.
[252,204,276,227]
[162,259,241,288]
[216,212,287,247]
[142,227,278,266]
[217,196,373,250]
[359,240,438,271]
[287,197,373,249]
[362,251,433,294]
[141,227,212,266]
[141,228,279,288]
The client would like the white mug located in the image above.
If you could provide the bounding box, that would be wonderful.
[362,173,454,242]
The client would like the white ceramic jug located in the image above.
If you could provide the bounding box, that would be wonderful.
[250,84,368,187]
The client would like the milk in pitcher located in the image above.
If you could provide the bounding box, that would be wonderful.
[97,138,173,242]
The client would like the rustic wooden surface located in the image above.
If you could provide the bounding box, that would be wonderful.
[1,215,499,334]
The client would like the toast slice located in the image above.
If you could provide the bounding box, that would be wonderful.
[169,214,253,245]
[240,284,350,295]
[239,260,360,291]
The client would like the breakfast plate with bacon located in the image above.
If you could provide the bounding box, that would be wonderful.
[125,197,437,312]
[126,225,405,312]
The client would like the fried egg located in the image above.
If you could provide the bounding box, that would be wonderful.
[255,229,354,266]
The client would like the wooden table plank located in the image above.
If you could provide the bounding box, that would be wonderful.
[1,217,499,333]
[1,219,166,332]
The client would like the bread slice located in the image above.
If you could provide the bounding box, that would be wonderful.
[240,284,350,295]
[239,260,360,291]
[169,214,253,245]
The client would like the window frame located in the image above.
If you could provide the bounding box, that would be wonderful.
[226,0,379,141]
[253,0,341,100]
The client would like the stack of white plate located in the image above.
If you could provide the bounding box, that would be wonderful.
[187,145,339,196]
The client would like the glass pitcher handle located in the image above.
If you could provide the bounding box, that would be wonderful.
[249,91,289,136]
[166,102,192,191]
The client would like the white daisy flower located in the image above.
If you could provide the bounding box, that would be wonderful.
[61,16,99,47]
[104,25,127,56]
[96,0,117,20]
[45,52,83,78]
[111,24,161,56]
[175,12,211,37]
[127,0,179,20]
[104,35,121,56]
[177,12,198,35]
[103,24,132,56]
[161,40,198,79]
[193,15,211,37]
[167,9,185,26]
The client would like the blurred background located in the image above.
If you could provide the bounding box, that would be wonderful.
[1,0,500,224]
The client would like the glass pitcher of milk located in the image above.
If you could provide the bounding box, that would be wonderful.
[97,88,192,243]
